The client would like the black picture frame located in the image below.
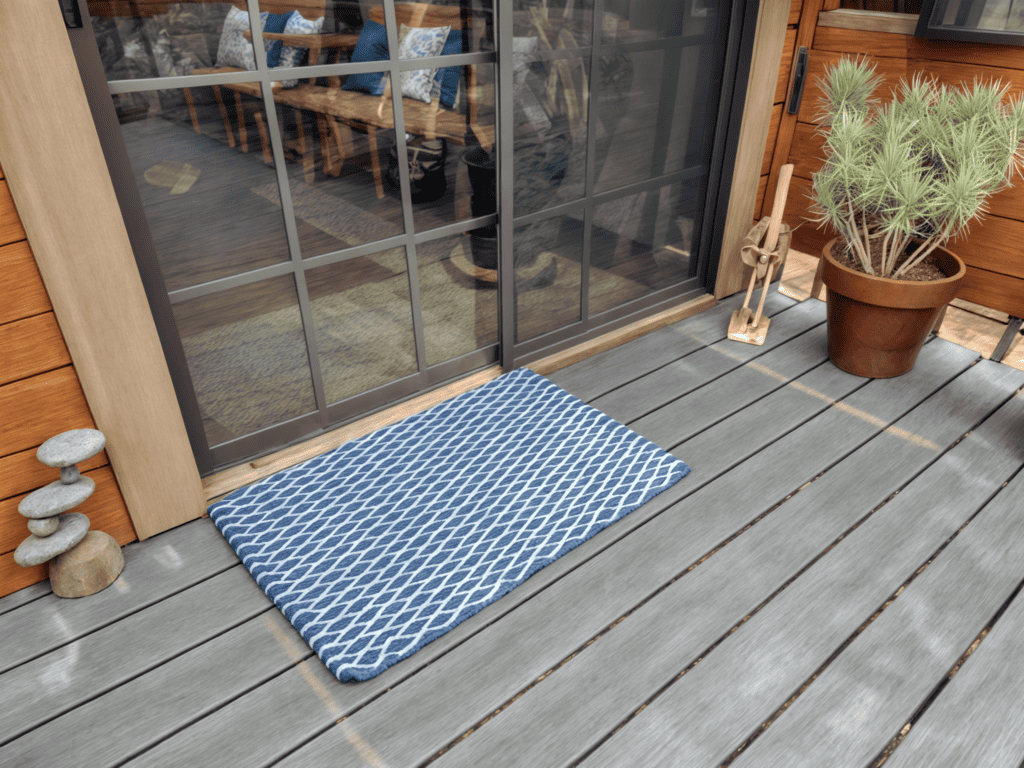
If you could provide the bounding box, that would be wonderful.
[915,0,1024,46]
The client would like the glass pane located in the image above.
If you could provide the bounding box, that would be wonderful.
[600,0,684,43]
[513,0,595,47]
[406,63,496,233]
[306,248,418,404]
[514,214,582,343]
[928,0,1024,31]
[115,87,291,291]
[593,36,722,194]
[173,275,316,445]
[588,182,695,316]
[839,0,923,11]
[417,234,498,366]
[269,80,405,258]
[90,1,259,82]
[512,52,590,216]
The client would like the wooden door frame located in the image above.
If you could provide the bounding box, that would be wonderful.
[0,1,205,539]
[714,0,792,298]
[0,0,783,537]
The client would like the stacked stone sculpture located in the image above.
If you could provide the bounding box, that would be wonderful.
[14,429,125,598]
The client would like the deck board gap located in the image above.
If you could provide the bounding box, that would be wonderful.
[620,322,828,427]
[721,459,1024,768]
[0,561,245,678]
[0,588,51,618]
[113,634,310,768]
[0,601,278,751]
[869,580,1024,768]
[866,468,1024,768]
[661,356,834,451]
[572,378,1022,768]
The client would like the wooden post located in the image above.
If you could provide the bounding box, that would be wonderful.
[0,1,206,538]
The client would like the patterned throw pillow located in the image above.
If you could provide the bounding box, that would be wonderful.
[397,24,450,104]
[216,7,267,71]
[341,19,390,96]
[278,12,325,68]
[274,12,324,89]
[434,29,463,109]
[264,11,293,68]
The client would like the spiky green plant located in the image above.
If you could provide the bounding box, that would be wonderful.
[810,57,1024,278]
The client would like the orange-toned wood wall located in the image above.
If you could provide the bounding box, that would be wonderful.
[755,0,813,222]
[0,164,137,598]
[763,9,1024,318]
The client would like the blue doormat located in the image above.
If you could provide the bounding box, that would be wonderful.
[209,368,690,682]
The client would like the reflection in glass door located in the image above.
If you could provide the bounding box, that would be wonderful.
[82,0,500,472]
[76,0,746,473]
[502,0,737,359]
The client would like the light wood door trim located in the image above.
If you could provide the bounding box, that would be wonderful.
[0,3,205,538]
[715,0,793,298]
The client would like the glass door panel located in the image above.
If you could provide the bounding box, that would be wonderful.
[509,0,732,354]
[80,0,742,471]
[416,233,499,366]
[117,86,292,291]
[513,212,583,343]
[306,248,418,404]
[83,0,502,471]
[588,180,694,316]
[172,274,317,445]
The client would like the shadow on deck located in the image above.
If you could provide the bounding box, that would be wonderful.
[3,291,1024,767]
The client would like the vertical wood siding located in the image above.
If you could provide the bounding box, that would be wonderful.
[0,165,137,598]
[761,15,1024,318]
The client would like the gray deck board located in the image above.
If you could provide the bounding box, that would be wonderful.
[733,397,1024,768]
[104,300,817,768]
[880,468,1024,768]
[0,518,239,675]
[0,611,308,768]
[547,291,795,403]
[582,362,1024,768]
[2,299,1020,768]
[590,298,827,424]
[632,319,829,449]
[0,564,271,747]
[0,581,50,617]
[428,361,1024,768]
[270,341,980,768]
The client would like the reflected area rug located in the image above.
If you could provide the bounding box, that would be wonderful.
[209,368,690,682]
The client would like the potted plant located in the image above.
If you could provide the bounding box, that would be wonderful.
[809,57,1024,377]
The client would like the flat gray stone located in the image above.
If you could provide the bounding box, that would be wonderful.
[14,513,91,567]
[18,477,95,519]
[27,517,59,537]
[36,429,105,468]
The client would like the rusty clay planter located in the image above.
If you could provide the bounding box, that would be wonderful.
[822,239,966,378]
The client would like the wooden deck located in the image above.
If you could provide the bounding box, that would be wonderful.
[4,291,1024,768]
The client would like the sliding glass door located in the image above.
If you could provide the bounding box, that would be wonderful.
[71,0,750,474]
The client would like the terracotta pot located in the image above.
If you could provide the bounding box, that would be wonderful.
[822,239,966,378]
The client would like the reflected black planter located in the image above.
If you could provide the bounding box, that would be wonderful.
[462,146,498,269]
[461,135,571,270]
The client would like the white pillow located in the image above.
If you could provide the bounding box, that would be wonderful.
[216,7,267,71]
[397,24,450,104]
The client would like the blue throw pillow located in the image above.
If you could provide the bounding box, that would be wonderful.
[342,20,390,96]
[264,11,292,68]
[435,29,462,109]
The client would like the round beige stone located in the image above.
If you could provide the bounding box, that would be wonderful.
[49,531,124,598]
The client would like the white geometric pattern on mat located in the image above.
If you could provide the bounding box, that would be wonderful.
[209,368,690,682]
